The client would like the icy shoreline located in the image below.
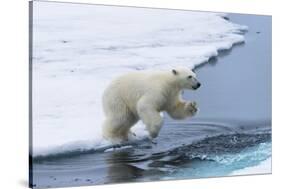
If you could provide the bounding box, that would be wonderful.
[32,1,247,156]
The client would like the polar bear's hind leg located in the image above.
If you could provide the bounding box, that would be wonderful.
[102,109,138,142]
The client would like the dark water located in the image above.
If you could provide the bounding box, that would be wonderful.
[30,14,272,188]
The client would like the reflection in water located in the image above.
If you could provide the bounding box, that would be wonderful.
[105,150,164,183]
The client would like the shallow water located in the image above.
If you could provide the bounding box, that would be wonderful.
[30,14,271,188]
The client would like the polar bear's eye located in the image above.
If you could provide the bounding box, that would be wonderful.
[188,75,192,79]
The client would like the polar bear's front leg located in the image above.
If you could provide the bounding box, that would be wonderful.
[137,97,163,139]
[167,100,198,119]
[185,101,198,117]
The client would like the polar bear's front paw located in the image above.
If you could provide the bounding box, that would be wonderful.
[185,101,198,116]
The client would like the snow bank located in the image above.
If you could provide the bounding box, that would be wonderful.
[32,1,247,156]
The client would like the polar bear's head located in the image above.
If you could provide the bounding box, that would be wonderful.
[172,68,201,90]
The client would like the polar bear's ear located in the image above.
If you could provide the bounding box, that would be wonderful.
[172,69,178,75]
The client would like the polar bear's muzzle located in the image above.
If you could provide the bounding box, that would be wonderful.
[192,82,201,90]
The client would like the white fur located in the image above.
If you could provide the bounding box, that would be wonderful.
[102,68,199,142]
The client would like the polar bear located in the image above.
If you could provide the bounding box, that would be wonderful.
[102,68,201,142]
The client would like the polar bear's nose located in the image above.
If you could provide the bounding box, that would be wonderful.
[192,82,201,90]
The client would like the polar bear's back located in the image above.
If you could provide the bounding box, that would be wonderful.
[102,71,172,115]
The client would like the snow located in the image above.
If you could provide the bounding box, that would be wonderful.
[32,1,247,156]
[230,157,272,175]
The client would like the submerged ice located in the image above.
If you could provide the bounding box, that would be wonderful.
[32,2,247,156]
